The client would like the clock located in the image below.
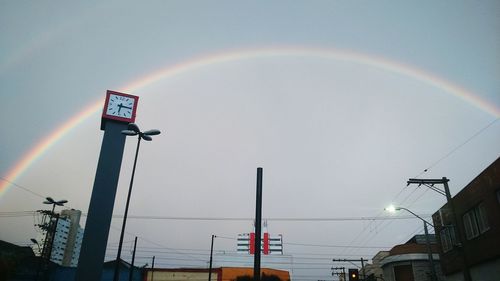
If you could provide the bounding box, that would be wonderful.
[101,90,139,129]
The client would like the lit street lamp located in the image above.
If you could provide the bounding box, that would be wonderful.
[385,205,437,281]
[113,123,160,281]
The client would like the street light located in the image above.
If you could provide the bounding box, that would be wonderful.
[208,235,216,281]
[113,123,160,281]
[385,205,437,281]
[44,197,68,213]
[42,197,67,258]
[38,197,66,281]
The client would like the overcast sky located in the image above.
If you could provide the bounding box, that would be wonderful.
[1,1,499,280]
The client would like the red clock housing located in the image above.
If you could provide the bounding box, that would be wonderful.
[101,90,139,130]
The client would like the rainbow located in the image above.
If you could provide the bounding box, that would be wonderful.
[1,46,499,196]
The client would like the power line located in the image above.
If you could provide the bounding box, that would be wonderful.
[340,118,499,256]
[284,242,389,249]
[104,214,431,222]
[0,176,45,199]
[416,117,499,178]
[0,211,36,217]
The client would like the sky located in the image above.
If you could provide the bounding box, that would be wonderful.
[1,1,499,280]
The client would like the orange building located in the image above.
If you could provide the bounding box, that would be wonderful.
[143,267,290,281]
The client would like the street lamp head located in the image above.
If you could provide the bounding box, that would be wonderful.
[121,130,138,136]
[44,197,67,206]
[385,205,400,213]
[143,129,161,136]
[30,238,38,245]
[128,123,141,133]
[123,125,160,140]
[55,199,68,206]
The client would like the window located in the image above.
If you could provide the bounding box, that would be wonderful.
[476,203,490,233]
[463,202,490,240]
[440,226,455,252]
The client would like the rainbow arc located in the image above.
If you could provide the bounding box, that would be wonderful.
[1,47,498,196]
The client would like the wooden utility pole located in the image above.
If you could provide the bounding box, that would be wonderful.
[407,177,472,281]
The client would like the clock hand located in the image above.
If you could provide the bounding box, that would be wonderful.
[120,105,132,110]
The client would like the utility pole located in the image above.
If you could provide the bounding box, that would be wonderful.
[407,177,471,281]
[128,237,137,281]
[331,267,345,281]
[332,259,367,280]
[208,235,216,281]
[254,168,263,281]
[151,256,155,281]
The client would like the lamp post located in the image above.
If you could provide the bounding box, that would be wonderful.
[43,198,67,258]
[113,123,160,281]
[386,206,437,281]
[39,197,67,281]
[208,235,216,281]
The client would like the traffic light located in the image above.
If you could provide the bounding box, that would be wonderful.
[348,269,359,281]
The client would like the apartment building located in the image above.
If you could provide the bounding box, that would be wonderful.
[432,157,500,281]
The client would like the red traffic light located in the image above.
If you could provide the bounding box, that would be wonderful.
[348,269,359,281]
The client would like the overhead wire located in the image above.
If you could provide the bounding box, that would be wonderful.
[1,117,497,269]
[338,118,499,257]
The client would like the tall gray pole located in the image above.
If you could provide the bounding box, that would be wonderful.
[151,256,155,281]
[407,177,472,281]
[208,235,215,281]
[400,208,437,281]
[254,168,263,281]
[423,222,438,281]
[360,258,365,281]
[76,121,128,281]
[129,237,138,281]
[114,135,142,281]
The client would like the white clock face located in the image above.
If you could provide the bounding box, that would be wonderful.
[106,94,135,119]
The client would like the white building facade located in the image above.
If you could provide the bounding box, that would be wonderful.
[35,209,84,267]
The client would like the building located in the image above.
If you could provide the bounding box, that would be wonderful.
[35,209,84,267]
[0,240,37,281]
[8,257,143,281]
[380,234,443,281]
[143,267,290,281]
[432,157,500,281]
[362,251,389,281]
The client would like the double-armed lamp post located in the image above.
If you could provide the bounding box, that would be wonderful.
[37,197,67,281]
[113,123,160,281]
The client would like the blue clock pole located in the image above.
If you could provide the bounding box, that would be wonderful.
[76,91,138,281]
